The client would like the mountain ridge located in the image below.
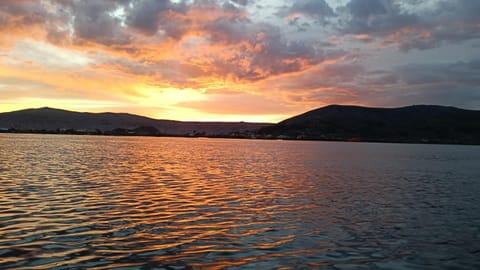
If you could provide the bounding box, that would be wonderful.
[258,104,480,144]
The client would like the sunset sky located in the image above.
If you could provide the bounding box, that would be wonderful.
[0,0,479,122]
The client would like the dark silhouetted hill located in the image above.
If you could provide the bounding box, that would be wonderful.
[258,105,480,144]
[0,107,272,137]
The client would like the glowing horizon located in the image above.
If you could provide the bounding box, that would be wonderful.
[1,1,479,122]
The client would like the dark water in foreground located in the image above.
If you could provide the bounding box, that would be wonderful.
[1,134,479,269]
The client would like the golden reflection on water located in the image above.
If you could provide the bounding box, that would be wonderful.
[1,134,480,269]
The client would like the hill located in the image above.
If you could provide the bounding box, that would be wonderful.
[2,105,479,144]
[0,107,272,137]
[258,105,480,144]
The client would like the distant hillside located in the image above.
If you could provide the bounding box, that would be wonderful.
[2,105,480,144]
[0,107,272,137]
[258,105,480,144]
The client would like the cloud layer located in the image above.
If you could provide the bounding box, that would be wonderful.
[0,0,479,121]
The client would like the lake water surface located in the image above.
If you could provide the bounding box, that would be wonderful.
[1,134,479,269]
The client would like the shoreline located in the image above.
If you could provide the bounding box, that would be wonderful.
[2,130,479,146]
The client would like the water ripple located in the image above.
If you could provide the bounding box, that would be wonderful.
[1,134,479,269]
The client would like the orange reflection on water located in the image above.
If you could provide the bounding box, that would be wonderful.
[77,137,321,267]
[2,134,479,269]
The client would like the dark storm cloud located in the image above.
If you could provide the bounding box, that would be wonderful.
[361,59,480,108]
[337,0,480,51]
[278,0,334,21]
[346,0,387,18]
[126,0,174,36]
[2,0,479,51]
[269,61,367,95]
[394,0,480,51]
[203,18,343,81]
[338,0,418,35]
[203,17,251,44]
[230,0,250,6]
[272,57,480,109]
[396,59,480,86]
[434,0,480,23]
[71,1,131,45]
[125,0,249,39]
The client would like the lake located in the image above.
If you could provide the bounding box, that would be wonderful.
[1,134,479,269]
